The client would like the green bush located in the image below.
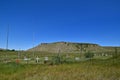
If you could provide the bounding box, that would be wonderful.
[84,52,94,58]
[52,56,61,64]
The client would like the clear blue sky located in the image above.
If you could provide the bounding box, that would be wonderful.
[0,0,120,50]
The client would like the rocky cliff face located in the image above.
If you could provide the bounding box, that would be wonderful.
[28,42,105,53]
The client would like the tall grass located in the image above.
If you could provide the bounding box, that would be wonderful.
[0,59,120,80]
[0,51,120,80]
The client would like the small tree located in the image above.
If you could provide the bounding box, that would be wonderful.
[84,52,94,58]
[11,49,15,51]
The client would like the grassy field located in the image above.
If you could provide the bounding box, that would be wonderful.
[0,58,120,80]
[0,51,120,80]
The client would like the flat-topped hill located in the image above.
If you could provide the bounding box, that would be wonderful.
[28,41,120,53]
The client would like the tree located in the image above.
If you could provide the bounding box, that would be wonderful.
[11,49,15,51]
[84,52,94,58]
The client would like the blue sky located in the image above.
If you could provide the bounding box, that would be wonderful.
[0,0,120,50]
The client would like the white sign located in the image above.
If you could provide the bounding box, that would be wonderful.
[45,57,48,61]
[75,57,80,61]
[24,57,30,61]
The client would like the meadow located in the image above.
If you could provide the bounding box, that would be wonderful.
[0,50,120,80]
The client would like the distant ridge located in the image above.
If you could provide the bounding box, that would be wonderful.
[0,48,5,50]
[28,41,120,53]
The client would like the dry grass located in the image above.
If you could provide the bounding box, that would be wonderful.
[0,51,120,80]
[0,61,120,80]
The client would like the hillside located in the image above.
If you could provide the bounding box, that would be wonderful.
[28,41,120,53]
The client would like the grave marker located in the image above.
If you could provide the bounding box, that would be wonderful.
[36,56,40,63]
[44,57,48,64]
[75,57,80,61]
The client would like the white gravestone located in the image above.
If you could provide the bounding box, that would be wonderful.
[44,57,49,64]
[36,56,40,63]
[45,57,48,61]
[24,57,30,63]
[75,57,80,61]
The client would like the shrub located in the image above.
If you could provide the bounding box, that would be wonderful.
[84,52,94,58]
